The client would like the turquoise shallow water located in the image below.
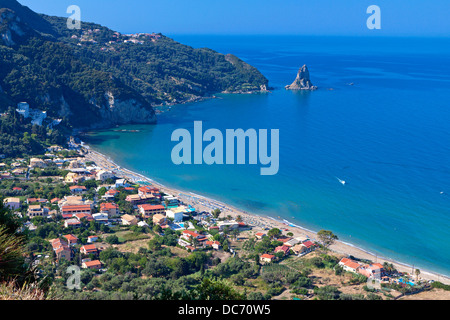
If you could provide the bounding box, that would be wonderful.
[85,35,450,276]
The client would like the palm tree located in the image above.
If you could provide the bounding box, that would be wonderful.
[231,229,239,241]
[236,215,242,222]
[415,269,421,282]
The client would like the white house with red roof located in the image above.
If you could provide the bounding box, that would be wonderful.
[338,258,363,273]
[260,253,275,264]
[82,260,102,270]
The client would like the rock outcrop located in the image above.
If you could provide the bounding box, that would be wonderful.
[285,65,317,90]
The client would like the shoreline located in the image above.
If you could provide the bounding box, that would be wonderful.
[82,145,450,285]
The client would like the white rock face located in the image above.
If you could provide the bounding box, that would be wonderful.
[285,65,317,90]
[97,92,156,126]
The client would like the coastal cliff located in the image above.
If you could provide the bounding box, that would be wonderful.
[0,0,268,129]
[285,65,317,90]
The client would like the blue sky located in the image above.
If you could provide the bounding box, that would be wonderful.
[19,0,450,36]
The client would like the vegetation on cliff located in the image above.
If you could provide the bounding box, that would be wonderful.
[0,0,268,129]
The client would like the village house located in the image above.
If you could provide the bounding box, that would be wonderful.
[29,158,46,168]
[64,218,81,228]
[65,172,84,184]
[27,198,48,204]
[291,243,309,255]
[138,204,166,219]
[274,245,291,256]
[87,235,98,243]
[82,260,102,270]
[205,240,221,250]
[181,230,206,242]
[255,232,266,240]
[62,204,92,216]
[121,214,138,226]
[3,197,20,210]
[58,195,86,208]
[100,202,120,217]
[69,185,87,194]
[260,254,276,264]
[301,240,317,253]
[12,168,26,175]
[51,239,72,262]
[27,205,46,218]
[63,234,78,246]
[74,212,94,222]
[339,258,363,273]
[92,213,109,224]
[80,244,98,255]
[102,188,119,200]
[152,213,167,226]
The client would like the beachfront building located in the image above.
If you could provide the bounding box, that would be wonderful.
[165,209,183,222]
[138,204,165,219]
[3,197,20,210]
[357,263,385,280]
[139,186,162,199]
[301,240,316,253]
[284,238,301,247]
[96,170,115,181]
[162,195,179,206]
[217,221,240,231]
[291,244,309,255]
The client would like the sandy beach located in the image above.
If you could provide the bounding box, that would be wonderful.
[83,146,450,285]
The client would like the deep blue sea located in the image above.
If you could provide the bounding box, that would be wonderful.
[85,35,450,277]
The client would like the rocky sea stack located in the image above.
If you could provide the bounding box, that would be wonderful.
[285,64,317,90]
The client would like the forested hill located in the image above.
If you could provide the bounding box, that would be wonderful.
[0,0,269,129]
